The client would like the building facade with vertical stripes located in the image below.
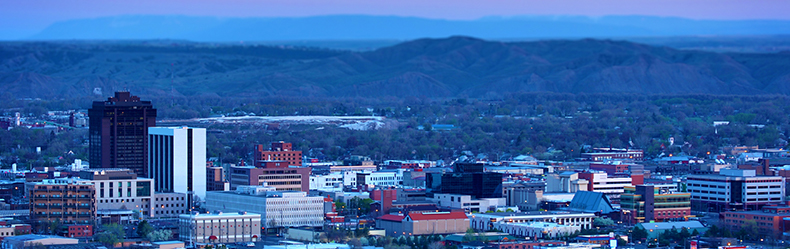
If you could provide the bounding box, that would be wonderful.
[148,127,207,208]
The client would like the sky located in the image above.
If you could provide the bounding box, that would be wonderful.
[2,0,789,38]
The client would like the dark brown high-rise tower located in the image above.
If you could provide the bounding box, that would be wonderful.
[89,92,157,177]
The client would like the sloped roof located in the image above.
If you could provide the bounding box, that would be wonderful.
[408,212,468,221]
[378,214,405,222]
[568,191,614,213]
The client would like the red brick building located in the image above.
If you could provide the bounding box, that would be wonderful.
[722,205,790,239]
[64,224,93,238]
[254,142,302,167]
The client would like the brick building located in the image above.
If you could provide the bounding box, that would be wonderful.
[721,205,790,239]
[229,166,311,193]
[377,211,469,236]
[254,142,302,167]
[28,180,96,227]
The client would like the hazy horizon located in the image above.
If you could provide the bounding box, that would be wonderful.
[2,0,790,40]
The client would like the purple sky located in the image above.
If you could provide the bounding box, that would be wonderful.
[2,0,789,37]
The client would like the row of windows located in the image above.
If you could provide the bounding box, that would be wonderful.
[746,198,782,201]
[688,183,726,188]
[156,210,186,215]
[156,197,185,201]
[259,175,301,180]
[691,196,726,201]
[36,212,91,215]
[265,200,324,205]
[689,189,725,195]
[266,181,302,185]
[655,210,687,216]
[745,191,781,195]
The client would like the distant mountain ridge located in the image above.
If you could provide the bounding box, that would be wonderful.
[1,37,790,99]
[25,15,790,41]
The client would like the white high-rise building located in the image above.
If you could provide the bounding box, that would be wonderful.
[148,127,207,207]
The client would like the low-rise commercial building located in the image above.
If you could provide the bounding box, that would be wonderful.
[491,222,579,239]
[488,241,567,249]
[74,169,155,217]
[433,193,507,213]
[309,173,344,192]
[28,180,96,226]
[204,185,324,232]
[546,172,589,193]
[577,172,633,199]
[620,185,691,224]
[636,221,707,240]
[178,211,261,244]
[722,205,790,239]
[688,169,784,212]
[154,192,188,218]
[469,211,595,231]
[503,181,546,207]
[377,211,469,236]
[356,171,404,189]
[1,235,79,249]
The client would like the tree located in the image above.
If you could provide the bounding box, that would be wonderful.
[631,226,648,241]
[103,223,125,239]
[737,220,759,240]
[137,220,154,238]
[691,229,700,237]
[679,227,691,240]
[95,232,121,246]
[397,236,407,245]
[463,227,476,241]
[347,238,362,248]
[593,217,615,227]
[706,225,720,237]
[95,223,125,246]
[147,230,173,242]
[428,242,444,249]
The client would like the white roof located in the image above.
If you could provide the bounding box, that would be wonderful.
[638,221,705,230]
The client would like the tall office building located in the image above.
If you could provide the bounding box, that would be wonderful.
[89,91,157,176]
[148,127,207,208]
[426,163,503,199]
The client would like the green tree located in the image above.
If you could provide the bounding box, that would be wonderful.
[705,225,720,237]
[631,226,648,241]
[463,228,476,241]
[679,227,691,240]
[137,220,154,238]
[737,220,759,240]
[147,229,173,242]
[95,232,121,246]
[691,229,700,237]
[103,223,125,239]
[593,217,615,227]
